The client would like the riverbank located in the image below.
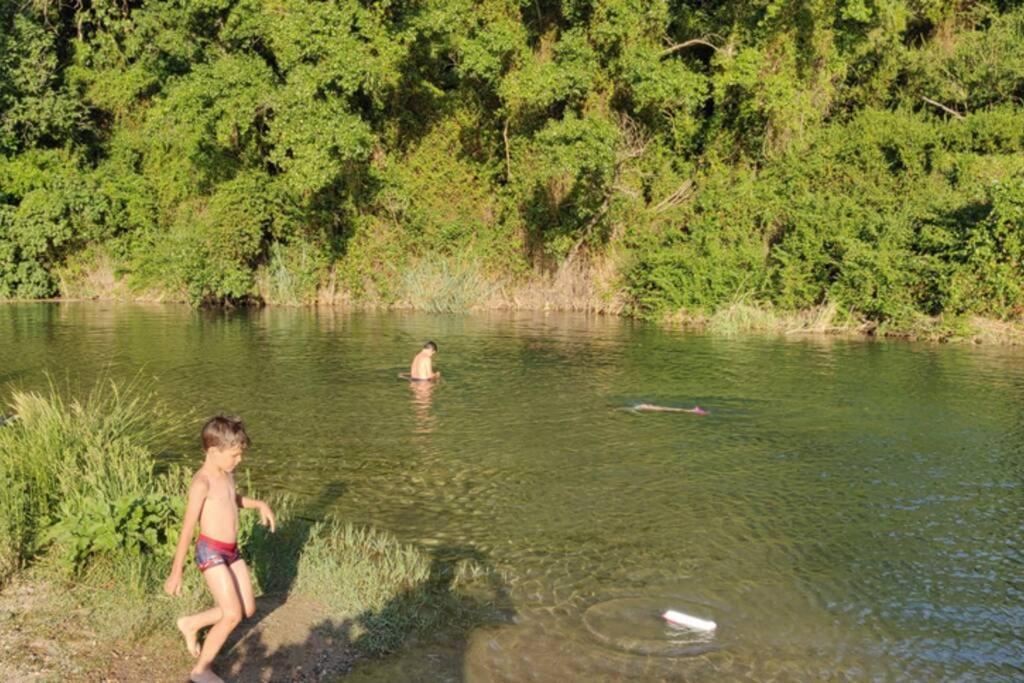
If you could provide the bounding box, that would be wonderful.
[16,280,1024,347]
[0,382,509,681]
[664,302,1024,346]
[8,250,1007,346]
[0,572,491,682]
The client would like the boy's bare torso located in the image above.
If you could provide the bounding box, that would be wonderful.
[196,468,239,542]
[410,350,434,379]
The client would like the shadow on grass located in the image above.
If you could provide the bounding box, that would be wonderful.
[217,485,340,652]
[211,484,511,681]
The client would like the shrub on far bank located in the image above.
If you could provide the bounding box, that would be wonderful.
[625,110,1024,330]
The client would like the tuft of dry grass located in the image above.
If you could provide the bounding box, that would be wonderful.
[489,257,626,314]
[54,248,133,301]
[890,313,1024,345]
[314,266,357,308]
[672,302,1024,345]
[965,316,1024,345]
[666,300,859,337]
[54,248,185,303]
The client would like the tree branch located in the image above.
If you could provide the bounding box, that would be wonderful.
[921,96,965,120]
[561,115,649,269]
[503,119,512,181]
[660,39,719,58]
[651,179,695,213]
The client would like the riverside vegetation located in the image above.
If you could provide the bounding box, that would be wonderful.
[0,380,505,678]
[1,1,1023,340]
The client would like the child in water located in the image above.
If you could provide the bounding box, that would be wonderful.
[164,416,276,683]
[409,340,441,380]
[630,403,708,415]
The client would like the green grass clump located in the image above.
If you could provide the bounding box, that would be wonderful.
[0,379,211,642]
[291,520,437,653]
[0,470,30,582]
[705,300,844,336]
[294,521,431,616]
[0,379,178,584]
[400,258,501,313]
[254,241,331,305]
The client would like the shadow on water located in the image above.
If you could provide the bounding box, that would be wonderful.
[212,484,512,682]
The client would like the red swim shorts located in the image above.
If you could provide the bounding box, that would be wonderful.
[194,534,241,572]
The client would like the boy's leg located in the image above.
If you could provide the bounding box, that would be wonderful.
[179,561,256,658]
[192,564,244,679]
[177,607,221,657]
[228,559,257,618]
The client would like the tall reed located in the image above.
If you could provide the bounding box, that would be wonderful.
[400,258,501,313]
[0,378,176,584]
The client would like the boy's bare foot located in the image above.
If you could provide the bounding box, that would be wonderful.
[176,616,201,657]
[189,668,224,683]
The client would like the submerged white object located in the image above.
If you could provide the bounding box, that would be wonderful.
[662,609,716,632]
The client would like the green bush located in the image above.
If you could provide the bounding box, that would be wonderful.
[0,379,177,583]
[0,151,108,298]
[1,0,1023,329]
[937,176,1024,317]
[624,165,773,316]
[41,492,180,577]
[625,103,1024,327]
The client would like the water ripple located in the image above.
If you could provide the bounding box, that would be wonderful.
[2,304,1023,680]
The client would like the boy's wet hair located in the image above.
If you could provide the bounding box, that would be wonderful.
[202,415,251,452]
[424,341,438,352]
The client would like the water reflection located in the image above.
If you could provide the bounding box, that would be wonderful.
[408,379,437,434]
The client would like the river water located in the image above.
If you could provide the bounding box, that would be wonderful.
[2,303,1022,681]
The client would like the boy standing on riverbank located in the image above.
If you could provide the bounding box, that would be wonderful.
[410,341,441,380]
[164,416,276,683]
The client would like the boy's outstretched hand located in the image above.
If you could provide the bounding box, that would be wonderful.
[257,501,277,533]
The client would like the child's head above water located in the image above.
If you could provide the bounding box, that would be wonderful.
[423,341,438,354]
[201,415,250,472]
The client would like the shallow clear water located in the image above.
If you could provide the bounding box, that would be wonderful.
[3,303,1023,680]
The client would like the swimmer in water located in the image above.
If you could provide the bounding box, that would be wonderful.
[629,403,708,415]
[408,341,441,381]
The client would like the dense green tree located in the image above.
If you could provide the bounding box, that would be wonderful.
[0,0,1021,325]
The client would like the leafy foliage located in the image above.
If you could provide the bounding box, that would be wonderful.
[42,492,179,576]
[0,377,178,583]
[1,0,1022,327]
